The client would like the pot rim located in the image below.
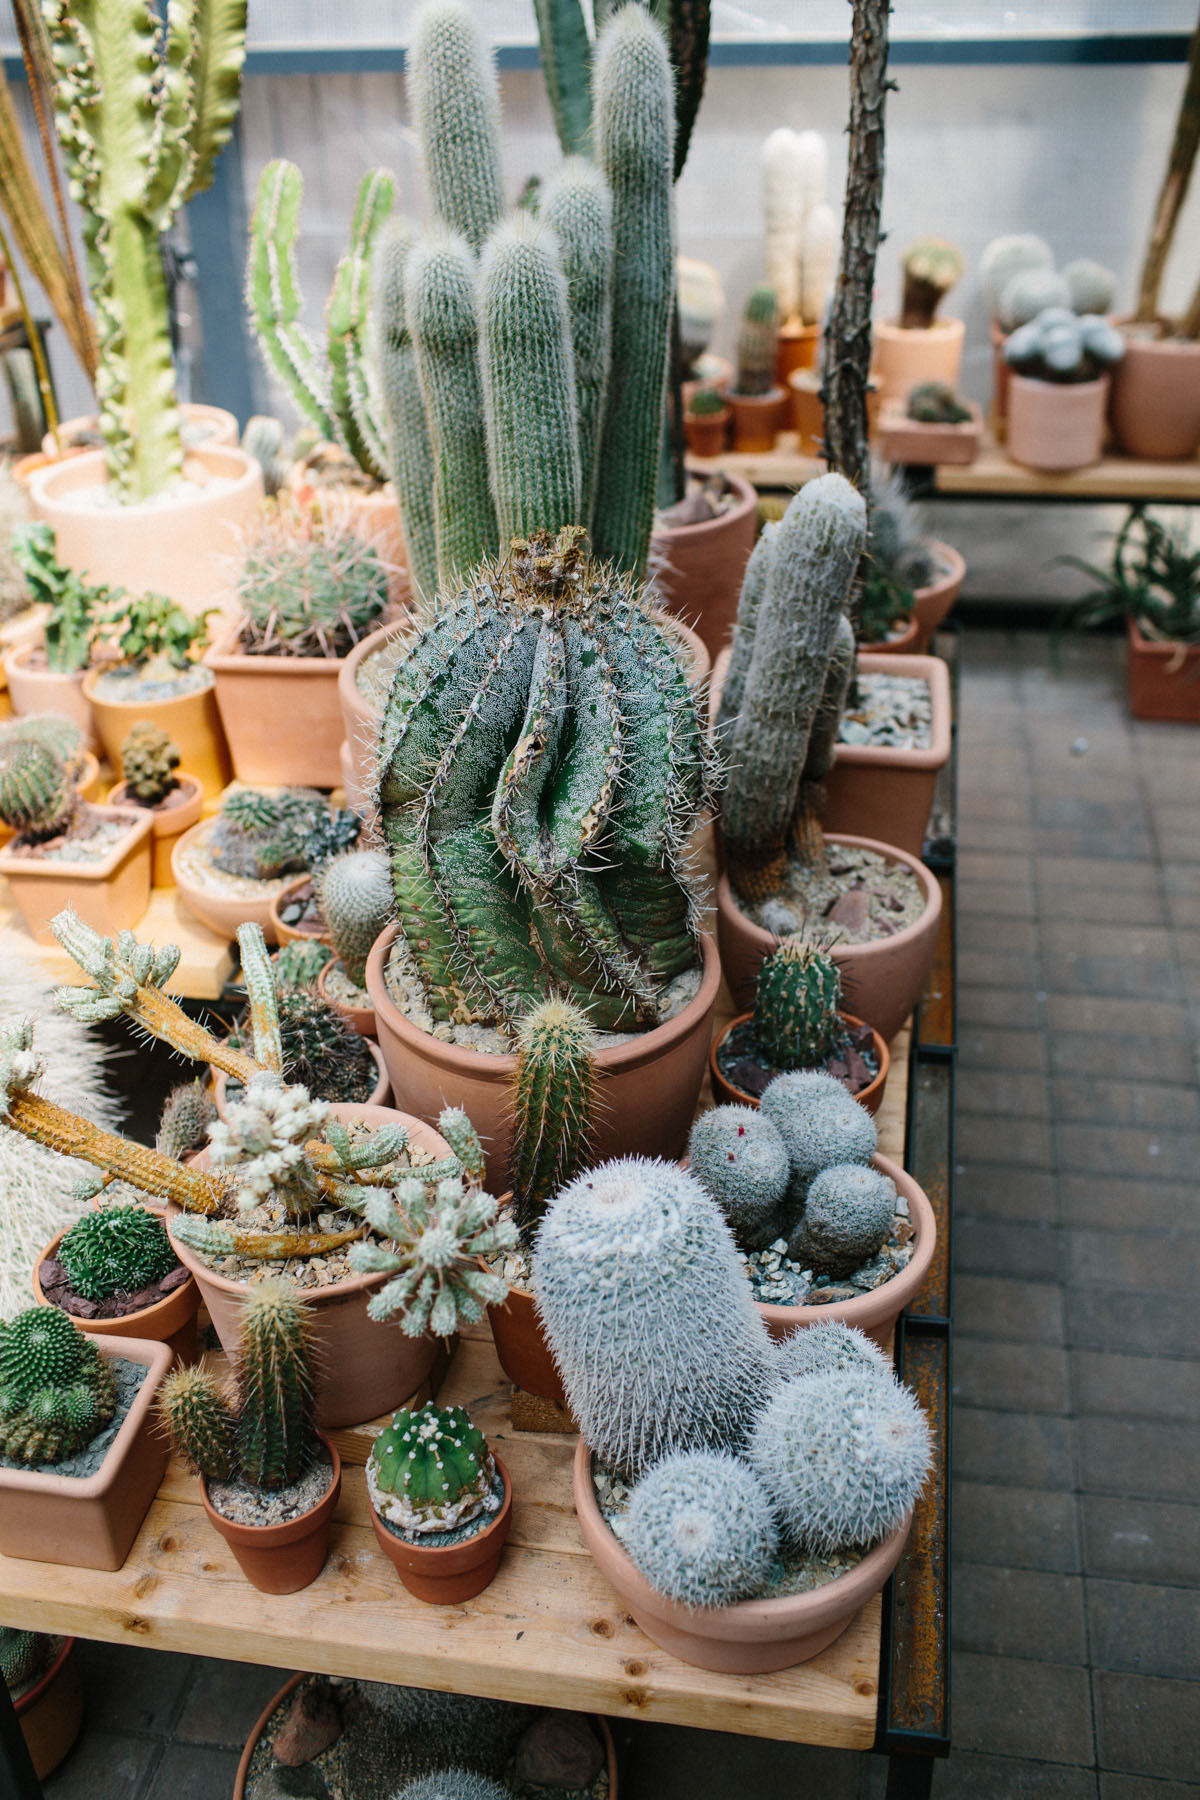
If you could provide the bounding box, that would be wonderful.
[268,871,330,941]
[1006,370,1110,400]
[727,386,786,408]
[210,1038,389,1119]
[833,651,953,773]
[201,1434,342,1549]
[108,770,205,819]
[1127,618,1200,661]
[337,618,410,723]
[708,1009,890,1111]
[651,471,757,542]
[0,1335,170,1500]
[0,803,153,880]
[204,621,350,673]
[81,663,215,706]
[33,1228,197,1335]
[12,1635,76,1718]
[26,443,262,515]
[1,641,85,680]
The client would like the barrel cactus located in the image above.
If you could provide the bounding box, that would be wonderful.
[616,1449,778,1609]
[57,1202,177,1303]
[317,848,392,987]
[1062,258,1116,317]
[786,1162,897,1277]
[0,739,75,840]
[753,937,846,1071]
[368,1402,497,1534]
[0,1306,117,1465]
[685,1105,789,1250]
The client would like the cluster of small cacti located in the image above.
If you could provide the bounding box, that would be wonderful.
[0,1306,117,1465]
[734,284,780,396]
[761,127,838,327]
[899,237,963,330]
[316,848,392,987]
[57,1202,177,1303]
[367,1402,498,1534]
[1003,308,1125,384]
[982,236,1116,332]
[753,936,847,1071]
[0,736,76,840]
[508,997,597,1246]
[616,1449,779,1610]
[119,723,181,806]
[208,789,357,882]
[906,380,972,424]
[237,502,389,658]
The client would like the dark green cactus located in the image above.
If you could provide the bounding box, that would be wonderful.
[0,738,75,840]
[235,1278,319,1491]
[753,938,847,1071]
[407,1,505,255]
[158,1365,237,1481]
[209,790,350,882]
[119,723,181,805]
[0,1306,117,1465]
[688,385,726,417]
[58,1202,178,1303]
[906,380,971,425]
[368,1401,495,1533]
[317,850,392,988]
[275,989,380,1105]
[271,939,335,994]
[509,997,597,1245]
[0,1628,48,1694]
[734,284,779,397]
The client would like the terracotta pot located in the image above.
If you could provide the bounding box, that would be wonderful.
[682,406,730,457]
[788,368,882,454]
[876,399,982,467]
[82,665,231,798]
[820,651,953,857]
[211,1039,389,1119]
[0,804,153,946]
[574,1438,912,1673]
[709,1010,890,1116]
[366,923,723,1193]
[338,621,406,810]
[649,472,758,658]
[1125,619,1200,721]
[370,1453,512,1603]
[25,445,264,620]
[775,321,820,385]
[728,388,786,452]
[34,1228,201,1366]
[2,642,96,749]
[1109,322,1200,460]
[910,541,966,651]
[0,1335,171,1569]
[1006,373,1110,472]
[488,1282,565,1404]
[715,833,942,1043]
[870,317,965,407]
[681,353,733,408]
[205,623,350,788]
[171,1106,449,1429]
[317,955,376,1037]
[201,1438,341,1595]
[990,319,1011,433]
[107,772,204,888]
[171,816,297,945]
[858,614,920,656]
[13,1638,83,1781]
[44,403,240,458]
[755,1152,936,1346]
[269,874,329,947]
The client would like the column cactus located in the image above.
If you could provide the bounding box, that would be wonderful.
[508,997,597,1245]
[371,221,438,603]
[539,159,613,525]
[407,0,504,255]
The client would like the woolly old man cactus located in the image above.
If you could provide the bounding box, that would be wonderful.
[508,997,597,1246]
[762,127,837,327]
[617,1449,779,1610]
[367,1402,497,1533]
[0,1305,117,1465]
[378,527,709,1032]
[58,1202,177,1303]
[40,0,247,501]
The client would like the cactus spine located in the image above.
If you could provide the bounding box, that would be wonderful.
[760,1069,877,1205]
[754,937,846,1071]
[539,158,614,525]
[786,1161,896,1276]
[685,1105,789,1251]
[158,1365,237,1481]
[155,1080,218,1161]
[509,997,597,1244]
[317,849,392,987]
[394,1776,511,1800]
[0,1306,117,1465]
[235,1278,318,1491]
[58,1202,177,1302]
[371,222,438,604]
[0,738,75,839]
[367,1401,496,1533]
[408,0,505,256]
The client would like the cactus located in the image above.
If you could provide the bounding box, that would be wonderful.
[158,1365,237,1481]
[616,1449,778,1609]
[906,380,972,424]
[377,528,708,1031]
[676,256,724,378]
[760,1070,877,1203]
[0,737,75,840]
[361,1685,526,1771]
[40,0,247,501]
[235,1277,319,1490]
[237,504,389,659]
[119,723,180,806]
[539,159,613,524]
[208,789,354,883]
[271,939,335,994]
[270,989,380,1106]
[368,1401,497,1534]
[772,1319,892,1385]
[868,463,938,590]
[532,1157,774,1477]
[685,1105,789,1251]
[714,523,775,737]
[10,522,109,674]
[408,0,504,255]
[798,202,838,329]
[786,1162,896,1277]
[393,1776,511,1800]
[734,285,780,397]
[109,592,209,679]
[803,613,858,789]
[754,937,847,1071]
[688,386,726,417]
[0,712,86,783]
[1005,307,1125,383]
[763,128,831,325]
[317,849,392,988]
[1062,258,1116,317]
[998,267,1071,333]
[57,1201,177,1302]
[155,1080,217,1161]
[371,222,438,605]
[0,1305,117,1464]
[0,1628,48,1693]
[747,1366,932,1554]
[508,997,597,1245]
[240,415,292,498]
[899,237,963,330]
[980,234,1053,324]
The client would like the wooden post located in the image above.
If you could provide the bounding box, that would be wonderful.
[1134,9,1200,327]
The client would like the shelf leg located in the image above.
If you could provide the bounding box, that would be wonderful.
[0,1674,43,1800]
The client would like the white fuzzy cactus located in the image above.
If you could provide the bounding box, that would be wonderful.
[686,1105,789,1250]
[616,1449,779,1609]
[762,127,834,325]
[392,1775,511,1800]
[798,201,838,329]
[759,1070,877,1203]
[772,1320,893,1385]
[786,1162,897,1277]
[206,1072,330,1217]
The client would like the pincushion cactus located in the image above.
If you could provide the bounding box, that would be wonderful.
[317,849,392,988]
[771,1319,892,1385]
[119,723,180,805]
[509,997,597,1246]
[58,1202,177,1303]
[734,285,780,397]
[754,937,847,1071]
[1004,308,1125,383]
[158,1365,237,1481]
[0,1306,117,1465]
[394,1776,510,1800]
[685,1105,789,1251]
[0,737,75,840]
[760,1070,877,1201]
[899,237,963,330]
[209,790,356,882]
[907,381,972,424]
[786,1162,896,1277]
[616,1449,779,1609]
[368,1402,497,1534]
[271,939,335,994]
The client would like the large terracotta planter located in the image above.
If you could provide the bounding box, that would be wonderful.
[338,621,406,809]
[910,541,966,650]
[709,1010,890,1116]
[649,472,758,657]
[1126,619,1200,721]
[0,804,153,946]
[205,624,349,788]
[107,772,204,888]
[25,445,264,620]
[728,388,786,452]
[370,1452,513,1604]
[876,400,982,468]
[0,1336,171,1570]
[1108,323,1200,460]
[34,1229,200,1366]
[2,643,96,749]
[171,1106,449,1429]
[820,652,953,857]
[488,1281,566,1404]
[44,402,239,458]
[12,1638,84,1781]
[1006,373,1110,472]
[366,923,723,1193]
[870,317,965,407]
[82,665,231,798]
[574,1438,911,1673]
[171,816,295,945]
[201,1438,341,1595]
[715,833,942,1042]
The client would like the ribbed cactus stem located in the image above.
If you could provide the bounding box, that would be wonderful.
[246,161,337,443]
[735,284,779,396]
[371,220,438,604]
[159,1367,238,1481]
[2,1087,223,1213]
[408,0,505,254]
[326,168,395,479]
[235,1278,318,1491]
[479,214,582,544]
[540,158,614,525]
[715,523,776,739]
[509,997,597,1242]
[238,924,284,1076]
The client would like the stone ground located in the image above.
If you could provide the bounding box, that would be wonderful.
[42,612,1200,1798]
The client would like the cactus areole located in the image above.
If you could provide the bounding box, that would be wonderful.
[378,526,708,1033]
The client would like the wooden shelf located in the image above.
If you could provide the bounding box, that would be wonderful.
[0,880,236,1000]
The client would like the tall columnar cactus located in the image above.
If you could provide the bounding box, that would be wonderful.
[371,222,438,603]
[762,127,834,326]
[317,848,392,988]
[40,0,247,501]
[532,1157,774,1477]
[734,284,780,396]
[508,997,597,1244]
[617,1449,779,1609]
[58,1202,177,1302]
[367,1401,497,1534]
[236,1278,319,1491]
[0,737,75,840]
[0,1305,117,1465]
[408,0,505,255]
[538,159,613,526]
[378,528,708,1030]
[754,937,847,1071]
[802,612,858,790]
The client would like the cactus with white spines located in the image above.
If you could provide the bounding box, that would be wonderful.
[760,1070,877,1203]
[798,201,838,330]
[368,1401,496,1534]
[771,1319,893,1385]
[407,0,505,256]
[980,234,1054,323]
[1004,308,1125,383]
[998,267,1071,333]
[714,522,776,739]
[763,128,835,327]
[786,1161,897,1277]
[318,849,393,988]
[540,158,614,525]
[509,998,597,1246]
[1062,258,1116,317]
[685,1105,790,1251]
[392,1775,511,1800]
[155,1080,218,1162]
[616,1449,779,1609]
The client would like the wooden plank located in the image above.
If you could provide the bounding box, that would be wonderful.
[0,881,236,1000]
[686,433,824,491]
[935,435,1200,501]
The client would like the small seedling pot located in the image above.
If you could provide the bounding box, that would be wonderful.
[200,1438,342,1595]
[369,1453,513,1604]
[34,1227,200,1366]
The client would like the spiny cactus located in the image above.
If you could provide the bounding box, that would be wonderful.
[0,1306,117,1465]
[734,284,780,397]
[509,997,597,1246]
[368,1401,497,1534]
[237,505,389,658]
[271,939,335,994]
[747,1367,932,1554]
[899,237,963,330]
[236,1277,319,1490]
[760,1070,877,1203]
[617,1449,778,1610]
[907,381,972,424]
[980,234,1053,324]
[868,463,938,591]
[377,528,708,1031]
[0,1627,48,1693]
[998,267,1071,333]
[240,416,292,497]
[754,937,846,1071]
[685,1106,789,1251]
[209,789,354,882]
[688,386,726,417]
[317,849,392,988]
[408,0,505,255]
[155,1081,218,1161]
[119,723,180,806]
[0,712,86,783]
[772,1319,893,1385]
[0,738,75,840]
[762,127,834,326]
[361,1685,526,1772]
[158,1365,237,1481]
[1004,308,1125,383]
[371,222,438,605]
[1062,258,1116,318]
[786,1162,896,1277]
[272,989,380,1105]
[532,1157,774,1477]
[57,1202,177,1303]
[392,1775,511,1800]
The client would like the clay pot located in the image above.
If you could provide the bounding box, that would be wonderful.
[870,317,965,407]
[820,651,953,858]
[34,1228,201,1366]
[1125,619,1200,721]
[269,874,329,947]
[25,445,264,621]
[574,1438,911,1673]
[709,1010,890,1116]
[369,1453,512,1604]
[289,455,413,611]
[12,1638,83,1781]
[876,400,982,468]
[338,621,406,812]
[755,1152,936,1346]
[82,665,231,798]
[0,1336,171,1569]
[170,1106,449,1429]
[201,1439,341,1595]
[728,388,786,452]
[205,624,349,788]
[775,321,820,386]
[317,955,376,1037]
[171,817,297,945]
[44,403,239,458]
[858,614,920,655]
[2,643,96,749]
[1108,322,1200,460]
[715,833,943,1043]
[488,1282,565,1404]
[0,804,153,946]
[107,773,204,888]
[910,541,967,650]
[211,1040,390,1119]
[366,923,723,1193]
[649,472,758,658]
[1006,373,1110,473]
[788,368,882,454]
[989,319,1011,433]
[682,405,730,457]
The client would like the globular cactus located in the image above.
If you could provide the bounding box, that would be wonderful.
[58,1202,177,1303]
[317,849,393,988]
[998,267,1071,333]
[1005,308,1125,383]
[408,0,505,255]
[980,234,1053,324]
[0,1628,47,1693]
[509,997,597,1246]
[539,159,614,526]
[240,416,292,498]
[368,1402,497,1534]
[772,1319,893,1385]
[237,507,389,658]
[371,221,438,605]
[155,1080,218,1161]
[1062,258,1116,318]
[746,1367,932,1554]
[362,1685,526,1773]
[616,1449,778,1609]
[377,528,708,1031]
[275,990,380,1106]
[760,1070,877,1203]
[899,237,963,330]
[532,1157,774,1477]
[685,1106,789,1251]
[0,1306,117,1465]
[235,1278,319,1491]
[209,789,351,882]
[158,1365,237,1481]
[271,939,335,994]
[0,738,75,840]
[906,381,972,424]
[119,723,181,805]
[392,1775,511,1800]
[0,712,86,783]
[734,284,780,397]
[753,937,846,1072]
[786,1162,896,1277]
[688,386,726,418]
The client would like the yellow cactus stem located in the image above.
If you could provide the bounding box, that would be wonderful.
[171,1218,366,1261]
[128,983,265,1085]
[788,796,829,880]
[728,846,792,908]
[2,1088,224,1214]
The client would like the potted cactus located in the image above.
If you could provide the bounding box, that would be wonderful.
[34,1197,200,1365]
[762,127,838,383]
[727,285,785,451]
[173,787,358,945]
[366,1401,512,1602]
[1004,306,1125,472]
[83,593,229,796]
[314,847,394,1034]
[0,1302,171,1570]
[1,1630,83,1782]
[856,465,965,653]
[213,986,389,1115]
[981,237,1116,431]
[871,237,965,406]
[0,715,100,843]
[107,724,204,887]
[876,379,982,467]
[3,523,109,745]
[337,620,407,815]
[682,385,730,457]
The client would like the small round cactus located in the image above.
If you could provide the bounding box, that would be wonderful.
[760,1071,877,1203]
[980,233,1053,322]
[686,1105,789,1250]
[271,938,335,993]
[616,1449,779,1610]
[0,713,86,781]
[368,1403,497,1535]
[158,1366,237,1481]
[276,988,380,1104]
[58,1202,178,1303]
[0,1307,117,1465]
[786,1162,896,1277]
[155,1081,218,1161]
[998,266,1070,332]
[772,1320,892,1386]
[688,385,726,417]
[753,937,846,1071]
[1062,258,1115,318]
[120,722,181,805]
[0,738,75,840]
[906,381,971,425]
[317,848,393,986]
[392,1775,511,1800]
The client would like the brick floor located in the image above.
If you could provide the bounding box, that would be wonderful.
[38,627,1200,1796]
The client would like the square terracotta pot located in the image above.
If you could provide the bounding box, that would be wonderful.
[876,400,982,466]
[0,805,153,946]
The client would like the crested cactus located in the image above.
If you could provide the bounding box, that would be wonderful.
[772,1319,892,1385]
[119,723,180,806]
[237,504,389,658]
[367,1401,497,1534]
[980,234,1053,324]
[317,849,393,988]
[0,1305,117,1465]
[155,1080,217,1161]
[760,1070,877,1202]
[235,1277,319,1490]
[899,237,963,330]
[1005,308,1125,383]
[998,267,1071,333]
[158,1365,237,1481]
[786,1162,896,1276]
[906,381,972,424]
[685,1105,789,1251]
[532,1157,774,1477]
[0,737,75,840]
[509,997,597,1245]
[734,284,780,397]
[371,222,438,604]
[616,1449,779,1609]
[408,0,505,256]
[754,936,846,1071]
[1062,258,1116,318]
[377,527,708,1031]
[58,1202,177,1302]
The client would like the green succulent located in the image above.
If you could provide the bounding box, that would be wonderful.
[58,1203,178,1304]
